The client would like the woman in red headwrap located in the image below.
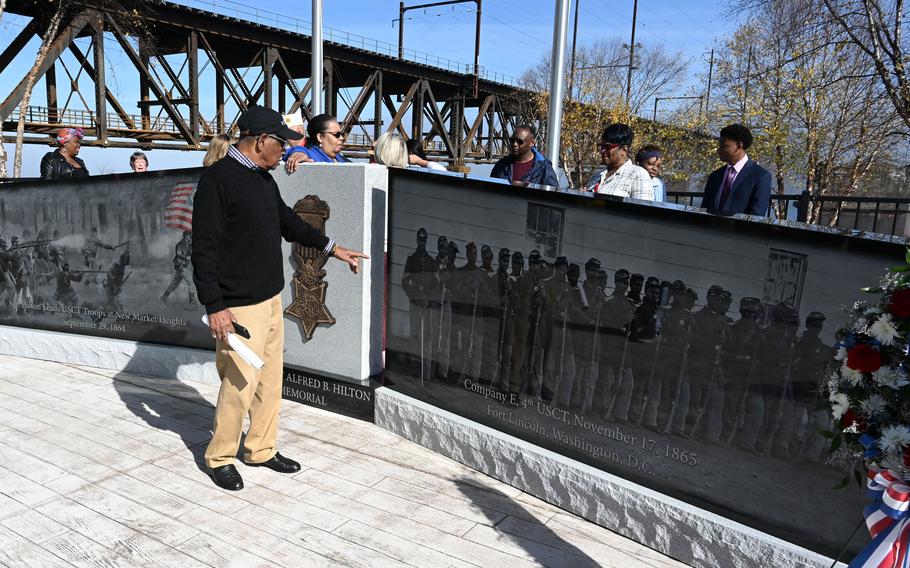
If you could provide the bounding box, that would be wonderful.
[40,128,89,179]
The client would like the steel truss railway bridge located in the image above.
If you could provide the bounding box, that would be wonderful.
[0,0,535,167]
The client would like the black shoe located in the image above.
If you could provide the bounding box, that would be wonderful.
[209,464,243,491]
[245,452,301,474]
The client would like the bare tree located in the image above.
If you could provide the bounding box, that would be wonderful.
[522,38,688,116]
[714,0,904,222]
[520,38,690,186]
[12,0,69,178]
[822,0,910,133]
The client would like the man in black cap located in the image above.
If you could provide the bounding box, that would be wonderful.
[554,262,585,408]
[792,311,832,461]
[437,241,459,381]
[757,303,801,458]
[429,235,450,379]
[401,228,439,381]
[627,273,644,305]
[491,248,513,388]
[686,285,731,440]
[477,244,499,385]
[571,259,603,411]
[542,256,570,402]
[656,281,695,434]
[628,281,663,426]
[193,105,367,491]
[451,242,482,382]
[721,297,765,448]
[598,269,636,419]
[507,251,532,396]
[520,251,551,397]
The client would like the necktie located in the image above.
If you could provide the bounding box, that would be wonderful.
[718,165,736,209]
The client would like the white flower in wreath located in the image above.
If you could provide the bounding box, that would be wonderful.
[880,454,906,473]
[865,306,884,318]
[870,313,900,346]
[878,425,910,454]
[861,394,888,417]
[830,392,850,420]
[841,363,865,387]
[835,347,848,362]
[873,367,910,390]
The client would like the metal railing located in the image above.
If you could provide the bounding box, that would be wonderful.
[6,106,183,134]
[173,0,518,86]
[668,190,910,237]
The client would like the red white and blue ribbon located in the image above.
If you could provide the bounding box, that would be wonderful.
[850,468,910,567]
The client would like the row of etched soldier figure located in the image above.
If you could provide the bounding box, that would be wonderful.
[400,228,833,462]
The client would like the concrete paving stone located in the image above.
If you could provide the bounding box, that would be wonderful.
[0,441,71,485]
[0,493,28,523]
[0,466,59,506]
[0,530,76,568]
[66,485,200,547]
[230,504,411,568]
[95,472,200,519]
[295,468,479,536]
[31,427,146,472]
[333,520,480,568]
[373,476,556,525]
[0,401,56,434]
[461,522,603,568]
[175,532,281,568]
[294,453,389,487]
[0,509,69,545]
[178,507,348,568]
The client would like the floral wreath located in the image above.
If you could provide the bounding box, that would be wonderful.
[827,250,910,567]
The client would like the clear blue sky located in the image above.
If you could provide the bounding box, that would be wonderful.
[0,0,737,176]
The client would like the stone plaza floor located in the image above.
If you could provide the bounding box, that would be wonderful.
[0,354,689,568]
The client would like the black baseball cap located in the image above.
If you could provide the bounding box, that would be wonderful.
[238,106,303,140]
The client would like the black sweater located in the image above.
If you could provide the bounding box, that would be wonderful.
[191,156,329,314]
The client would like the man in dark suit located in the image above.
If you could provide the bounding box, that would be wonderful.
[701,124,772,216]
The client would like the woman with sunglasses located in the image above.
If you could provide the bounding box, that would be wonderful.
[585,123,653,200]
[285,113,349,167]
[40,127,89,179]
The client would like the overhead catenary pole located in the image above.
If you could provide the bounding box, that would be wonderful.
[311,0,324,115]
[546,0,571,168]
[742,46,753,122]
[398,2,404,59]
[704,48,714,118]
[567,0,580,100]
[624,0,638,107]
[397,1,483,95]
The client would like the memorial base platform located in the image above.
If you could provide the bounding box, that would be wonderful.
[375,387,847,568]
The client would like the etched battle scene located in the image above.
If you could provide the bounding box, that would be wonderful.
[384,176,900,557]
[0,170,210,348]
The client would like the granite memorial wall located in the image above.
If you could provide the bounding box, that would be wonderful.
[384,168,904,557]
[0,169,211,348]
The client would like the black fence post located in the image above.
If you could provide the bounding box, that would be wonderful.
[796,190,810,223]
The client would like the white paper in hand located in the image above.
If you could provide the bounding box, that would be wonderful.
[201,314,264,370]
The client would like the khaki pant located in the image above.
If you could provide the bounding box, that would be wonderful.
[205,294,284,469]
